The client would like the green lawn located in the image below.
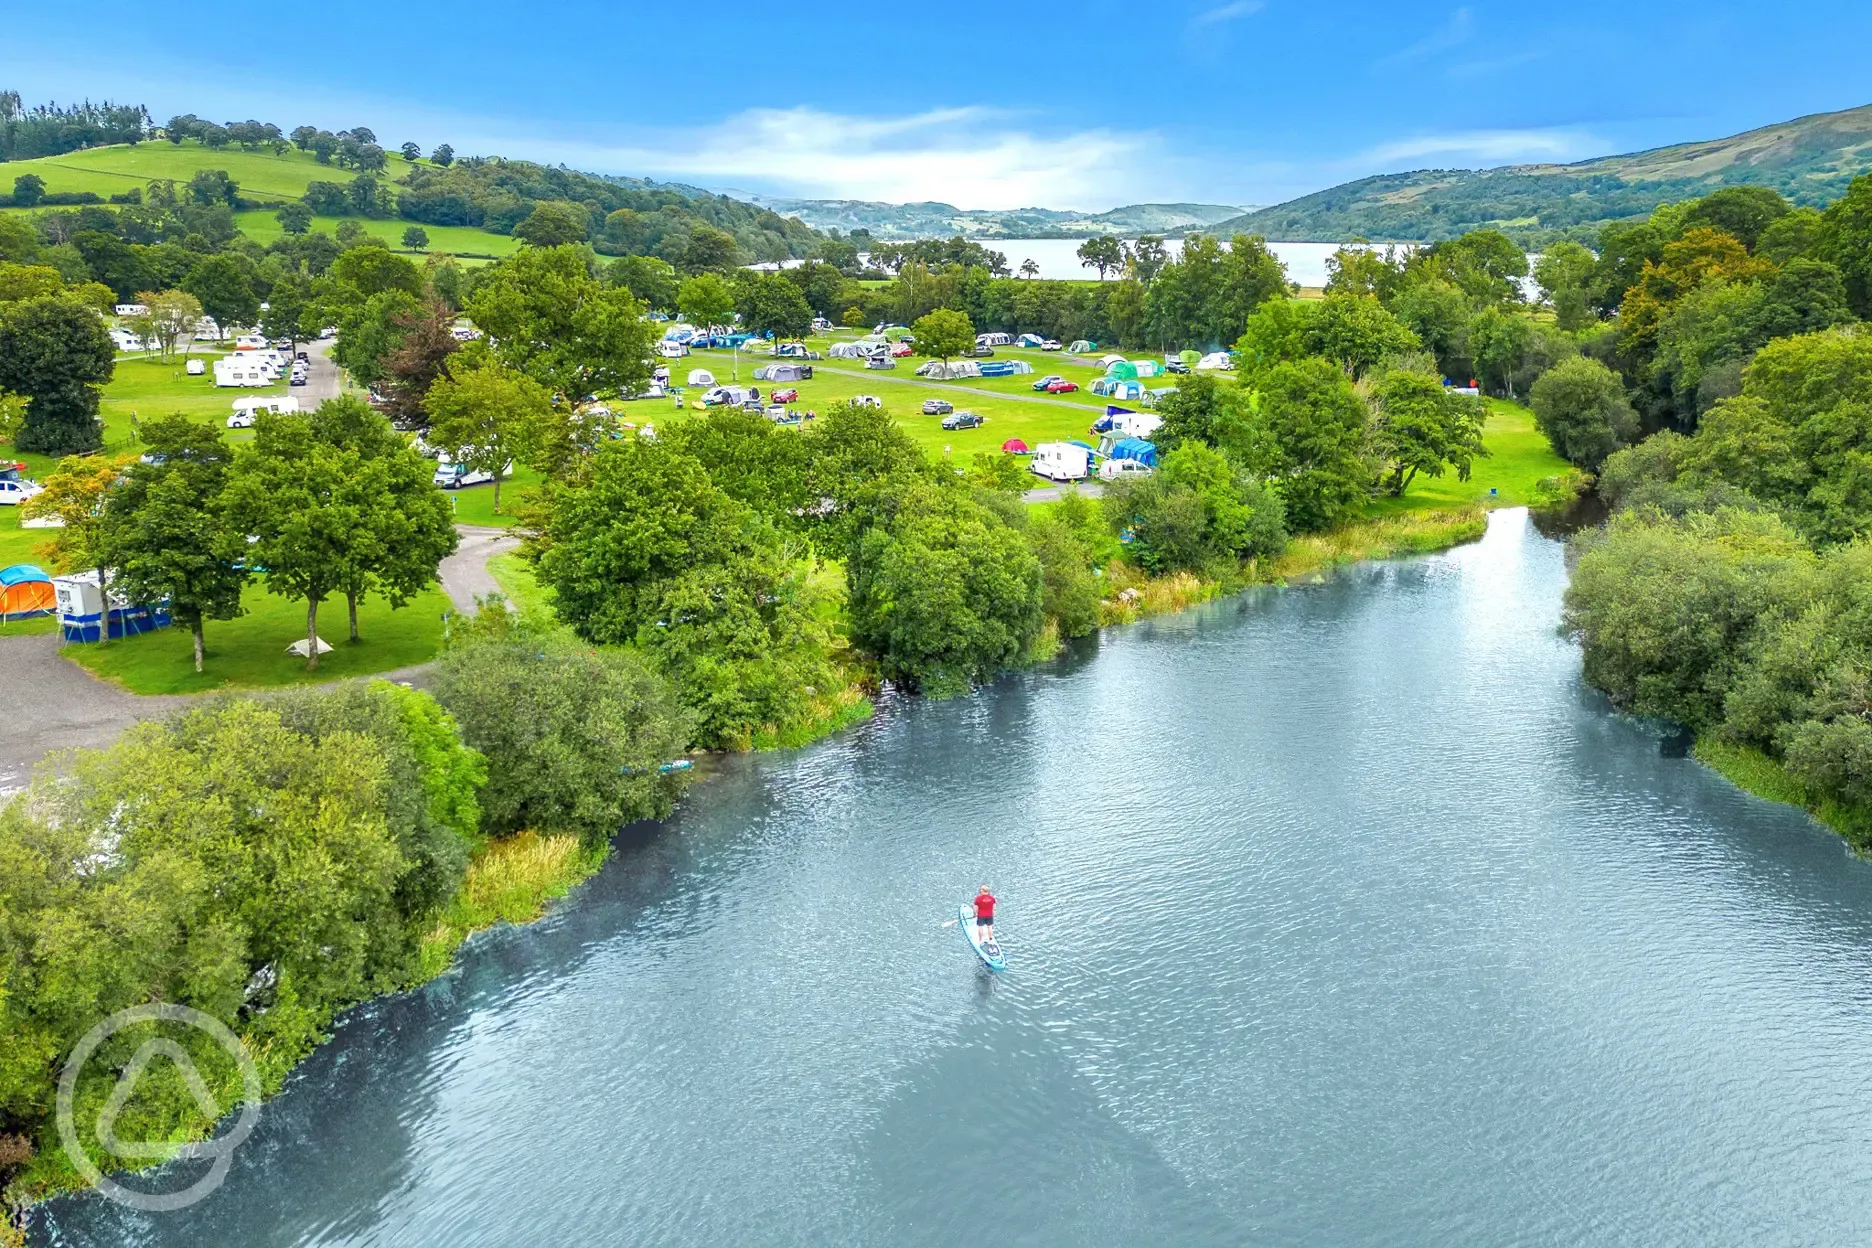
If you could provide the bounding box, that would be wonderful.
[1359,399,1575,515]
[65,584,451,695]
[487,552,553,614]
[442,466,544,527]
[232,210,521,258]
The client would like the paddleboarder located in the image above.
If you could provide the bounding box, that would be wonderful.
[973,885,997,947]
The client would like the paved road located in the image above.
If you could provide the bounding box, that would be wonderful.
[297,335,343,404]
[441,525,521,612]
[1021,481,1105,503]
[0,523,511,789]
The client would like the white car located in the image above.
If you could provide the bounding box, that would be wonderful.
[227,411,256,429]
[0,478,45,505]
[1098,457,1155,482]
[1040,340,1062,351]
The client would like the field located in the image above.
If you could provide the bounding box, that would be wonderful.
[63,584,451,695]
[233,210,521,258]
[0,140,424,203]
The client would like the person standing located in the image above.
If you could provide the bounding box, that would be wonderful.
[973,885,997,947]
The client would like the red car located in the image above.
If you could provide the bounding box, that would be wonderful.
[771,388,799,403]
[1045,379,1080,393]
[890,342,915,357]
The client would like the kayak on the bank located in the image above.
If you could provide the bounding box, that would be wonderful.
[959,902,1006,971]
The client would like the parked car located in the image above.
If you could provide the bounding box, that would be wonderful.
[940,411,985,430]
[770,388,800,403]
[1040,340,1062,351]
[1045,379,1080,394]
[434,461,500,489]
[1165,360,1190,374]
[289,373,308,387]
[0,478,45,505]
[964,345,995,358]
[921,398,954,415]
[226,411,256,428]
[866,356,896,370]
[890,342,914,357]
[1032,375,1065,391]
[1099,457,1155,482]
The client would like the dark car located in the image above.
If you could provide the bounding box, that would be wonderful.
[921,398,954,415]
[1032,375,1065,391]
[940,411,985,430]
[1165,360,1191,374]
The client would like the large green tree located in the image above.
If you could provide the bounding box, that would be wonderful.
[95,417,248,672]
[1529,356,1639,470]
[1256,357,1372,533]
[911,307,974,364]
[182,252,260,334]
[1368,369,1488,496]
[0,294,114,454]
[465,245,654,409]
[422,358,550,514]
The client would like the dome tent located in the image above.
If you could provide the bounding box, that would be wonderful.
[0,564,53,619]
[1177,349,1201,365]
[687,368,716,386]
[1105,361,1139,381]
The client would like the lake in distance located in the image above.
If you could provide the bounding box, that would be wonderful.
[35,510,1872,1246]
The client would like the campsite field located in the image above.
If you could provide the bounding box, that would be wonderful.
[64,584,451,695]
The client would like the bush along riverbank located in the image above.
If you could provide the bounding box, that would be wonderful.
[0,615,694,1217]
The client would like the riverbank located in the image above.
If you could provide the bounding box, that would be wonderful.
[1694,738,1872,853]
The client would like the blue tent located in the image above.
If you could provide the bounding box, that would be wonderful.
[1110,437,1158,467]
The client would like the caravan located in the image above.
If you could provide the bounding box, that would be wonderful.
[228,396,300,428]
[1029,442,1092,483]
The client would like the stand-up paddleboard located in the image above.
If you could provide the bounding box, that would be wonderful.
[959,903,1006,971]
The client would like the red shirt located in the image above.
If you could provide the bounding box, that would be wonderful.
[974,893,996,920]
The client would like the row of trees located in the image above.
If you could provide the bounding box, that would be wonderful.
[0,90,149,161]
[0,609,695,1199]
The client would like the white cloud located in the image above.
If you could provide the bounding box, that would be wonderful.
[1359,127,1600,166]
[510,106,1168,212]
[1190,0,1264,28]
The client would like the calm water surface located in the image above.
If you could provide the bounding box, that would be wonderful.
[37,511,1872,1246]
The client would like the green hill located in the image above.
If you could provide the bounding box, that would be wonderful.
[749,196,1250,239]
[1207,102,1872,245]
[1,140,356,202]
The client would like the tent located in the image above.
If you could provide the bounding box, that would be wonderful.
[1092,379,1146,400]
[1001,438,1030,454]
[1016,333,1045,348]
[1098,354,1125,368]
[1068,340,1095,354]
[1109,437,1158,468]
[1006,359,1034,374]
[687,369,716,386]
[977,361,1017,378]
[1195,352,1233,371]
[1178,349,1201,365]
[1105,361,1139,381]
[828,342,870,359]
[0,565,54,619]
[1129,359,1162,378]
[755,363,809,382]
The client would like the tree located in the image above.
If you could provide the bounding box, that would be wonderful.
[681,225,741,273]
[1019,259,1040,280]
[467,246,654,408]
[1681,186,1788,251]
[1306,293,1420,377]
[1077,236,1124,280]
[377,297,461,426]
[1102,442,1287,574]
[309,396,458,641]
[911,307,974,364]
[182,253,259,335]
[429,633,691,843]
[258,272,312,350]
[1533,241,1599,331]
[95,417,247,671]
[18,453,130,588]
[677,272,736,329]
[431,143,454,167]
[399,141,422,163]
[1257,357,1372,533]
[423,359,550,513]
[1368,369,1488,495]
[1130,236,1168,283]
[329,243,424,301]
[0,294,114,454]
[1529,356,1639,470]
[276,199,313,235]
[513,201,590,247]
[741,272,813,340]
[11,173,45,207]
[848,483,1044,695]
[137,288,204,360]
[607,254,678,310]
[401,225,430,251]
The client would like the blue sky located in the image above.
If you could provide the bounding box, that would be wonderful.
[7,1,1872,211]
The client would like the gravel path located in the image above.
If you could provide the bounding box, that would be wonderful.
[1021,482,1105,503]
[441,525,521,612]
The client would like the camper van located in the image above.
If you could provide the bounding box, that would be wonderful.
[1029,442,1091,483]
[228,396,300,428]
[233,333,269,351]
[433,461,510,489]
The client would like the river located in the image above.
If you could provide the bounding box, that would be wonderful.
[35,510,1872,1245]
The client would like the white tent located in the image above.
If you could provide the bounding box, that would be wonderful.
[1006,359,1034,374]
[1195,352,1233,371]
[1098,354,1125,368]
[687,368,716,386]
[828,342,870,359]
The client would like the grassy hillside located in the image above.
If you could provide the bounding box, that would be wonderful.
[0,140,423,203]
[753,197,1251,240]
[1211,102,1872,245]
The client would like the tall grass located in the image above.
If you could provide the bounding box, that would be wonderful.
[418,832,606,978]
[1269,507,1488,581]
[1694,737,1872,850]
[1098,564,1223,626]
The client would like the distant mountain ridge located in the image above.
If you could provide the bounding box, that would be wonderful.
[746,197,1254,240]
[1208,102,1872,245]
